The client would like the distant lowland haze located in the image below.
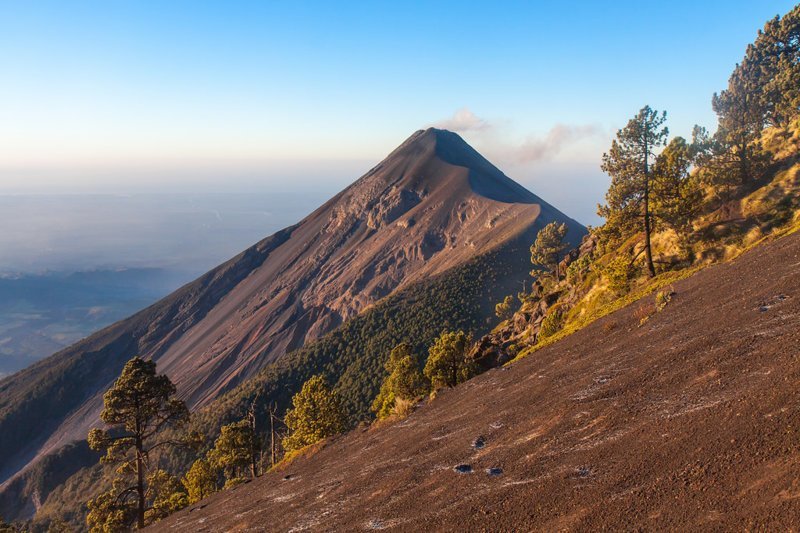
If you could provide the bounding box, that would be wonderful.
[0,191,331,377]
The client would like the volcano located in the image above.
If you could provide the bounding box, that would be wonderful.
[0,128,584,519]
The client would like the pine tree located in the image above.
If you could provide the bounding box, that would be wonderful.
[652,136,703,249]
[530,222,569,278]
[712,58,768,185]
[282,375,346,452]
[423,330,477,389]
[207,420,260,486]
[751,6,800,127]
[87,357,193,530]
[145,470,188,523]
[86,489,135,533]
[599,105,669,277]
[371,343,428,419]
[494,295,515,321]
[182,458,218,504]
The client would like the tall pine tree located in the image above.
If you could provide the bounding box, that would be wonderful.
[87,357,193,530]
[751,6,800,127]
[652,136,703,250]
[530,221,569,279]
[282,375,346,452]
[423,330,477,389]
[599,106,668,277]
[371,343,428,419]
[712,57,768,185]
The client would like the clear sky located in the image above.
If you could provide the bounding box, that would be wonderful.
[0,0,796,223]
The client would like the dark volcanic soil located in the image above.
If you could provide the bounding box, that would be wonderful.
[160,231,800,531]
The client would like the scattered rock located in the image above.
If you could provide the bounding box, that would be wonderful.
[472,436,486,450]
[283,474,293,481]
[486,467,503,476]
[454,464,473,474]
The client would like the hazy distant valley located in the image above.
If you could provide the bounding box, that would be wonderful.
[0,268,184,377]
[0,192,330,377]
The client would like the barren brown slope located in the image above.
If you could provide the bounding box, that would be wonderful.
[161,230,800,532]
[0,128,583,516]
[155,127,576,410]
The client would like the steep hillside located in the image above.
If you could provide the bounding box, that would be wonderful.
[0,128,584,521]
[27,239,535,527]
[159,229,800,531]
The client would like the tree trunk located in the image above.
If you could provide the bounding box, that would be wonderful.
[740,140,749,185]
[249,410,258,478]
[136,437,145,529]
[643,138,656,278]
[643,200,655,277]
[269,406,277,467]
[741,95,750,185]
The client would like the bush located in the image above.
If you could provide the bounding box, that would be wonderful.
[371,343,428,420]
[494,295,515,320]
[538,304,565,340]
[182,458,218,504]
[633,302,656,327]
[601,255,637,294]
[654,288,674,311]
[565,254,592,284]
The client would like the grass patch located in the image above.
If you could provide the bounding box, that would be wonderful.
[270,440,326,472]
[509,265,703,363]
[510,208,800,365]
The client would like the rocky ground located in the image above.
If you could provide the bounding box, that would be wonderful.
[159,230,800,531]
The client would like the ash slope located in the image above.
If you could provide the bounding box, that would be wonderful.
[0,128,582,504]
[162,231,800,531]
[155,127,577,408]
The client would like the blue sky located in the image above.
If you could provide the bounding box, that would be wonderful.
[0,0,796,223]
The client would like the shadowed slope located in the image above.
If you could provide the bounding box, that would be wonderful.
[160,230,800,531]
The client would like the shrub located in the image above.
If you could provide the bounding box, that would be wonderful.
[538,304,565,340]
[182,458,218,504]
[565,254,593,284]
[392,398,415,418]
[601,255,637,294]
[633,302,655,327]
[494,295,515,320]
[207,420,260,483]
[654,288,674,311]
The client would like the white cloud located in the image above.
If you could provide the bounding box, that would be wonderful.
[433,107,490,132]
[434,109,603,164]
[507,124,603,163]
